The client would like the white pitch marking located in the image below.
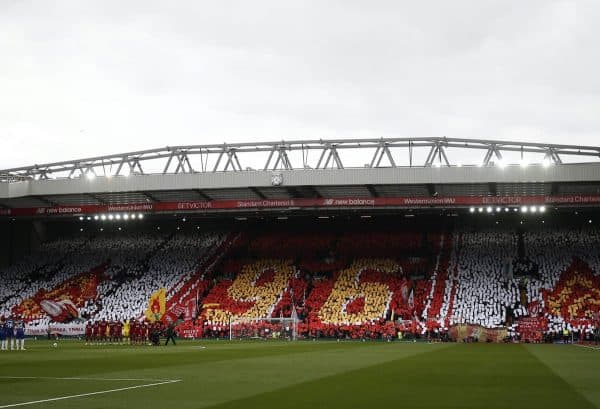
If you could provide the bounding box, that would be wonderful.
[574,344,600,351]
[0,378,181,408]
[0,376,176,382]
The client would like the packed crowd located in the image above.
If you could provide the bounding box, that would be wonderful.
[0,237,92,318]
[450,230,521,329]
[1,225,598,342]
[315,259,398,325]
[90,231,225,322]
[521,227,600,337]
[0,230,226,330]
[203,259,294,324]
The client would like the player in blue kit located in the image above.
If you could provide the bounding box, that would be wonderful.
[0,317,6,351]
[5,316,15,351]
[15,317,25,350]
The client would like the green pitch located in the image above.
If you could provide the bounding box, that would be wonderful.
[0,340,599,409]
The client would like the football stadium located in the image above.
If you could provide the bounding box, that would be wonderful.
[0,137,599,409]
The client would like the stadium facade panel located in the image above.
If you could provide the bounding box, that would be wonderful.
[1,138,599,216]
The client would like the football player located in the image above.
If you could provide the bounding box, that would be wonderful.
[15,317,25,350]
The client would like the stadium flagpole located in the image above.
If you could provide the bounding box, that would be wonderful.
[194,288,199,320]
[291,303,298,341]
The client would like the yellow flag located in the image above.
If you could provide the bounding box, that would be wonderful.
[145,288,166,322]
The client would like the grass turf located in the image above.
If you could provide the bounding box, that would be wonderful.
[0,340,598,409]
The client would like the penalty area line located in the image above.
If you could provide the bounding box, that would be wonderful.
[0,379,181,408]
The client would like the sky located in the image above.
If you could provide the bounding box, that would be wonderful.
[1,0,599,169]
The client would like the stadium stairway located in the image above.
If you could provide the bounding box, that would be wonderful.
[437,232,461,328]
[422,232,452,321]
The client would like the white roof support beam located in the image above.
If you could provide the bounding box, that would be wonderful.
[2,137,600,182]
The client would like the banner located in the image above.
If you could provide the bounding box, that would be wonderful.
[527,301,542,317]
[517,317,547,342]
[25,323,86,336]
[2,194,600,217]
[178,327,203,339]
[449,324,508,343]
[162,305,184,324]
[39,299,79,323]
[542,263,600,323]
[12,268,105,323]
[184,299,196,321]
[145,288,166,322]
[518,317,547,331]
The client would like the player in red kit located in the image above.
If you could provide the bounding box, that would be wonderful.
[108,321,116,343]
[116,320,123,344]
[130,321,137,345]
[99,320,108,344]
[132,321,140,345]
[92,321,100,345]
[85,321,93,345]
[142,322,149,345]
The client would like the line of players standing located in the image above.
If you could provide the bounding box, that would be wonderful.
[0,316,26,351]
[85,319,165,346]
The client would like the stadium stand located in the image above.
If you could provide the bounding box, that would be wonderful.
[449,229,520,329]
[1,222,599,342]
[3,230,227,329]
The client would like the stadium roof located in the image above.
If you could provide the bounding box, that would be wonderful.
[1,137,600,216]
